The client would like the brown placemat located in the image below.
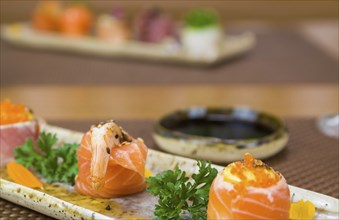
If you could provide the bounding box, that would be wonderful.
[1,118,338,218]
[0,198,53,219]
[1,28,338,85]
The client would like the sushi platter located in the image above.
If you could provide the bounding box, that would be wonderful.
[1,2,257,66]
[0,22,255,66]
[1,124,338,220]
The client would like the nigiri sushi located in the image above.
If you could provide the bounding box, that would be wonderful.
[134,7,174,43]
[0,99,39,167]
[31,0,62,32]
[96,8,130,43]
[207,153,290,219]
[74,120,148,198]
[59,4,93,37]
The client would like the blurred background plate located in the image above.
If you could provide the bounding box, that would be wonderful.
[154,106,288,163]
[0,23,255,67]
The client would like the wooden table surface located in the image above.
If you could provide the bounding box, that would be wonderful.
[1,21,338,120]
[1,84,338,120]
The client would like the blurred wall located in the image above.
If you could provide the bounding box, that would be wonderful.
[1,0,338,23]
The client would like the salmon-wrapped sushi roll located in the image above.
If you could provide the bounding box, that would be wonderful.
[207,153,290,219]
[75,120,148,198]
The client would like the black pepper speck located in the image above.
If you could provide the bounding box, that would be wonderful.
[105,205,111,211]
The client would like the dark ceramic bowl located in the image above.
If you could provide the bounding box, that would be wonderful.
[153,106,288,163]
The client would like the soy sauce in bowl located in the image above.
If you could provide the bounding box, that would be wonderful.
[154,107,288,162]
[165,118,274,140]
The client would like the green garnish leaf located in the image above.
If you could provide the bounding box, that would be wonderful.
[14,131,79,185]
[147,160,218,219]
[185,9,220,29]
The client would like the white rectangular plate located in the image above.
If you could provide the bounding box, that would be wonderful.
[0,22,255,66]
[0,125,338,219]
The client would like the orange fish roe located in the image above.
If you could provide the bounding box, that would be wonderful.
[223,153,281,192]
[0,99,33,125]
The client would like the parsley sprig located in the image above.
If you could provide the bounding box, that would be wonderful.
[147,160,218,219]
[14,132,79,185]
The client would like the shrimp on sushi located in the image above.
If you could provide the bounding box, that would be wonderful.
[74,120,148,198]
[207,153,290,219]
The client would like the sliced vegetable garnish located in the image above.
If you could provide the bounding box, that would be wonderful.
[6,161,43,189]
[144,168,153,178]
[289,199,316,220]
